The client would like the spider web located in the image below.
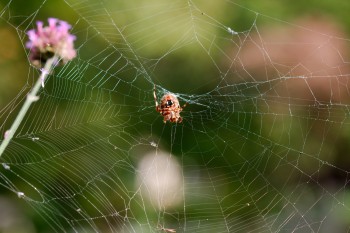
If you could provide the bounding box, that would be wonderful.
[0,0,350,232]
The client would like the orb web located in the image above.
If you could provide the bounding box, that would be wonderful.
[0,0,350,232]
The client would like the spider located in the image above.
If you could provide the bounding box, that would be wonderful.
[153,85,187,123]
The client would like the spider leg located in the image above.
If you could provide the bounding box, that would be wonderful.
[181,102,188,109]
[153,85,160,111]
[163,114,171,123]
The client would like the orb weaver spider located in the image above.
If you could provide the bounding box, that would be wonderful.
[153,85,187,123]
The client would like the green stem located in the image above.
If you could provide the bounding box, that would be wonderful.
[0,56,58,157]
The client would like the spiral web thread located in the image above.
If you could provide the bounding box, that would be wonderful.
[0,0,350,232]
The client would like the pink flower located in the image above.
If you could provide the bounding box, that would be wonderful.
[26,18,76,67]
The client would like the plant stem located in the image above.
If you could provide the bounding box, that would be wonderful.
[0,57,58,157]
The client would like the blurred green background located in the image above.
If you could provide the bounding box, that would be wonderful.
[0,0,350,232]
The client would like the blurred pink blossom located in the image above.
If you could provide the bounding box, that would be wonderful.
[229,16,350,104]
[26,18,76,67]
